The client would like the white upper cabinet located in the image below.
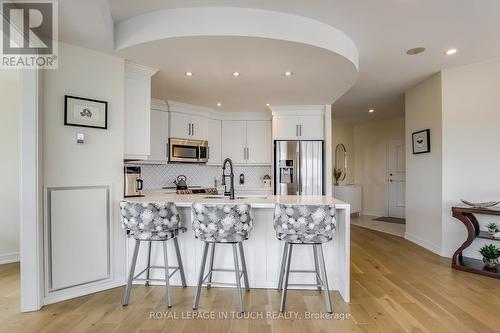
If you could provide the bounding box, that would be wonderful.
[149,107,169,162]
[207,118,222,165]
[222,120,272,165]
[272,113,325,140]
[124,61,157,159]
[221,121,247,164]
[169,111,208,141]
[298,115,324,140]
[246,121,272,164]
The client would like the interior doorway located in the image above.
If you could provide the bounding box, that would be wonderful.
[386,140,406,218]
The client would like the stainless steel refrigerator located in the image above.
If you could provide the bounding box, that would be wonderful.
[274,140,324,195]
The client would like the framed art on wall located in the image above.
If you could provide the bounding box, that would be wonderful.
[64,95,108,129]
[412,129,430,154]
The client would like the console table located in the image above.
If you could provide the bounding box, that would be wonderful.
[451,206,500,279]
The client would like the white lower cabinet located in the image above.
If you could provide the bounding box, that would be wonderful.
[222,120,271,165]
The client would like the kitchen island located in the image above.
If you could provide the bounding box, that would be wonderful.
[126,192,351,302]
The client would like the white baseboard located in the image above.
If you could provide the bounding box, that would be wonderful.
[404,232,441,255]
[361,210,385,217]
[0,252,20,264]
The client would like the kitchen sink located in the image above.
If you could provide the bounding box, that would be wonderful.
[202,195,268,200]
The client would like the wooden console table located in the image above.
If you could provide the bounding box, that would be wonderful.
[452,206,500,279]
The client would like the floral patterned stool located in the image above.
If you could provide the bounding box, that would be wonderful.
[274,204,336,313]
[191,203,253,313]
[120,201,187,308]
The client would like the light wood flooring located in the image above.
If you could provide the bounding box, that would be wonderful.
[1,226,500,333]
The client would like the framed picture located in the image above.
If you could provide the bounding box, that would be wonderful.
[412,129,430,154]
[64,95,108,129]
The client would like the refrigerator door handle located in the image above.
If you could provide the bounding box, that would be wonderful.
[296,148,301,195]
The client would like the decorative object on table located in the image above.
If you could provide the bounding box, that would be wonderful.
[64,95,108,129]
[451,206,500,279]
[412,129,430,154]
[486,222,498,235]
[333,167,343,186]
[263,174,271,187]
[479,244,500,269]
[460,199,500,208]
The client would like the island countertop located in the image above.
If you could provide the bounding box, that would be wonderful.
[126,191,350,209]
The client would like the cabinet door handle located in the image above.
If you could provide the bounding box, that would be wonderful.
[296,124,299,137]
[246,147,249,160]
[192,123,195,136]
[299,124,302,137]
[188,123,191,136]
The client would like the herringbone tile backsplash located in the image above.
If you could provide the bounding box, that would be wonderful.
[137,163,272,189]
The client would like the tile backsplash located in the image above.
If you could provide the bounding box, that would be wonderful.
[137,163,272,189]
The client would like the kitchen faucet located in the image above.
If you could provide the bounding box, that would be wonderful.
[221,158,235,199]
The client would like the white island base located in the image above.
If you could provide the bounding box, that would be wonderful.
[126,194,351,302]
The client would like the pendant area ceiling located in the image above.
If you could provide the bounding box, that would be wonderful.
[118,36,358,112]
[58,0,500,122]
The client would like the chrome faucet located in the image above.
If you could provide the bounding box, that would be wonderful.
[221,158,235,199]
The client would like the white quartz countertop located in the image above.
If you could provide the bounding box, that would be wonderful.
[126,191,349,209]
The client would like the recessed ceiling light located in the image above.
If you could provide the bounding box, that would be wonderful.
[216,102,222,106]
[445,48,457,55]
[266,103,270,107]
[185,72,193,76]
[406,47,426,55]
[369,109,375,113]
[284,71,293,76]
[232,71,240,77]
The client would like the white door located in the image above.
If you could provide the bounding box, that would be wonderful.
[169,112,191,139]
[149,109,169,161]
[387,140,406,218]
[207,118,222,165]
[222,121,247,164]
[274,116,298,140]
[190,114,208,140]
[298,115,324,140]
[246,120,272,165]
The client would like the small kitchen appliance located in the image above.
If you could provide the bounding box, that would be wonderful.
[124,166,144,197]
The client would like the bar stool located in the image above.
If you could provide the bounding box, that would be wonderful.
[274,204,336,313]
[191,203,252,313]
[120,201,187,308]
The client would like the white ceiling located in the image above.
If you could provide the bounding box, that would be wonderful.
[59,0,500,122]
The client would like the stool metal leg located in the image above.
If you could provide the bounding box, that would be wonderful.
[123,239,140,306]
[238,242,250,292]
[316,244,333,313]
[173,237,187,287]
[280,243,293,313]
[145,241,152,287]
[232,243,244,313]
[312,244,322,291]
[206,243,215,289]
[162,240,172,308]
[277,242,289,292]
[193,242,209,310]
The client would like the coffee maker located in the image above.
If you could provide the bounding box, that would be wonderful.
[124,166,144,197]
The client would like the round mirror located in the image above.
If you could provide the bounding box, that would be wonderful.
[334,143,347,183]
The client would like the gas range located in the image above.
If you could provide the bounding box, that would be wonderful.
[162,185,219,195]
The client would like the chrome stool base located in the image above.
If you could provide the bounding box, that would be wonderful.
[123,237,186,308]
[193,242,250,313]
[277,242,332,313]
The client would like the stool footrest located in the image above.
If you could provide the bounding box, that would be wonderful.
[133,266,180,280]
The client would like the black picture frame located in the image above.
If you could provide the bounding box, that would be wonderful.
[412,129,430,154]
[64,95,108,129]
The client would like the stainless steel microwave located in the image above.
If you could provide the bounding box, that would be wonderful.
[168,138,208,163]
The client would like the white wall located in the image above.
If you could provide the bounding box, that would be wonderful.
[43,42,125,301]
[441,57,500,257]
[353,117,405,216]
[405,73,443,254]
[332,118,355,184]
[0,70,20,263]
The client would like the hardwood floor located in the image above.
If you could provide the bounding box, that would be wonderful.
[2,226,500,333]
